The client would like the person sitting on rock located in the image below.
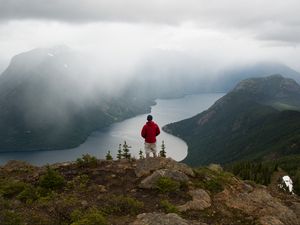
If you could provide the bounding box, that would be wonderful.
[141,115,160,158]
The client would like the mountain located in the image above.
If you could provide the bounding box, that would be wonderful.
[0,47,154,151]
[164,75,300,166]
[213,62,300,92]
[0,157,299,225]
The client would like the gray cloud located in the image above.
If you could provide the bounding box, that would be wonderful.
[1,0,300,43]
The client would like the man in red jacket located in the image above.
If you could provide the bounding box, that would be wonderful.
[141,115,160,158]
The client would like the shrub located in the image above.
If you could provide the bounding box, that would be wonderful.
[160,199,179,214]
[155,177,181,194]
[17,184,38,203]
[0,197,10,210]
[73,174,90,190]
[0,179,28,198]
[0,210,23,225]
[193,167,233,194]
[100,195,144,215]
[202,179,223,193]
[24,213,52,225]
[39,166,65,190]
[71,208,107,225]
[76,154,98,167]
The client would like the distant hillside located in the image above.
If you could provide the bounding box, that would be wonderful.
[0,47,154,151]
[164,75,300,166]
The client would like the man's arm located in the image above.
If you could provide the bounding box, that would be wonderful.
[141,125,146,138]
[156,125,160,136]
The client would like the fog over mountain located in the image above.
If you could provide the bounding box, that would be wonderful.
[1,0,300,81]
[0,47,155,151]
[0,1,300,150]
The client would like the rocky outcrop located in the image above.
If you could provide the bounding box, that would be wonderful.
[216,181,300,225]
[1,160,36,172]
[1,158,299,225]
[131,213,206,225]
[178,189,211,212]
[135,157,194,178]
[139,169,189,189]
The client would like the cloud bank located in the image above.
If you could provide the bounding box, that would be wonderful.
[1,0,300,44]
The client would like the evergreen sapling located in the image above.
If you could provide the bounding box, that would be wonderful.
[122,141,131,159]
[106,151,113,160]
[160,140,166,157]
[139,149,144,159]
[117,144,122,160]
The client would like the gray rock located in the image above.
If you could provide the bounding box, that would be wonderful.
[178,189,211,212]
[131,213,206,225]
[217,182,300,225]
[139,169,189,189]
[135,158,194,178]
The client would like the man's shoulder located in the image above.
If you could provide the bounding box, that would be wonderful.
[154,122,159,127]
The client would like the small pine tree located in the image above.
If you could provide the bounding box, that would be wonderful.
[160,140,166,157]
[106,151,113,160]
[117,144,122,160]
[139,149,144,159]
[122,141,131,159]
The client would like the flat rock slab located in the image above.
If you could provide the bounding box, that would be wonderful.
[131,213,206,225]
[178,189,211,212]
[135,157,194,178]
[139,169,189,189]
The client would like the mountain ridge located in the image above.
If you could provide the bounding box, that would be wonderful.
[164,75,300,166]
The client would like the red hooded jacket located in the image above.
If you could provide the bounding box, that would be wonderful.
[141,121,160,143]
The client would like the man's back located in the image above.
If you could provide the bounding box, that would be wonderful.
[141,121,160,143]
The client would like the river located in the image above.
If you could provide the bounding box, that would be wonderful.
[0,93,224,165]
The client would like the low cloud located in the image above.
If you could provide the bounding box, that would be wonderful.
[1,0,300,44]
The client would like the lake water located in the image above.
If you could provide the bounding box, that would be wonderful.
[0,93,224,166]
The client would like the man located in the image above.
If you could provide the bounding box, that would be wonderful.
[141,115,160,158]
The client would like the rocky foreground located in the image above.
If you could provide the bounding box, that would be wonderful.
[0,156,299,225]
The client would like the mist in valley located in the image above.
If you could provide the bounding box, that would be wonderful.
[0,0,300,151]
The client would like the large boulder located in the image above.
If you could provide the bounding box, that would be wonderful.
[135,157,194,178]
[131,213,206,225]
[178,189,211,212]
[139,169,189,189]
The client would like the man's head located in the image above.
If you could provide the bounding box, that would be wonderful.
[147,115,153,121]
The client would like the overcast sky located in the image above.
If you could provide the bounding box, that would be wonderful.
[0,0,300,74]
